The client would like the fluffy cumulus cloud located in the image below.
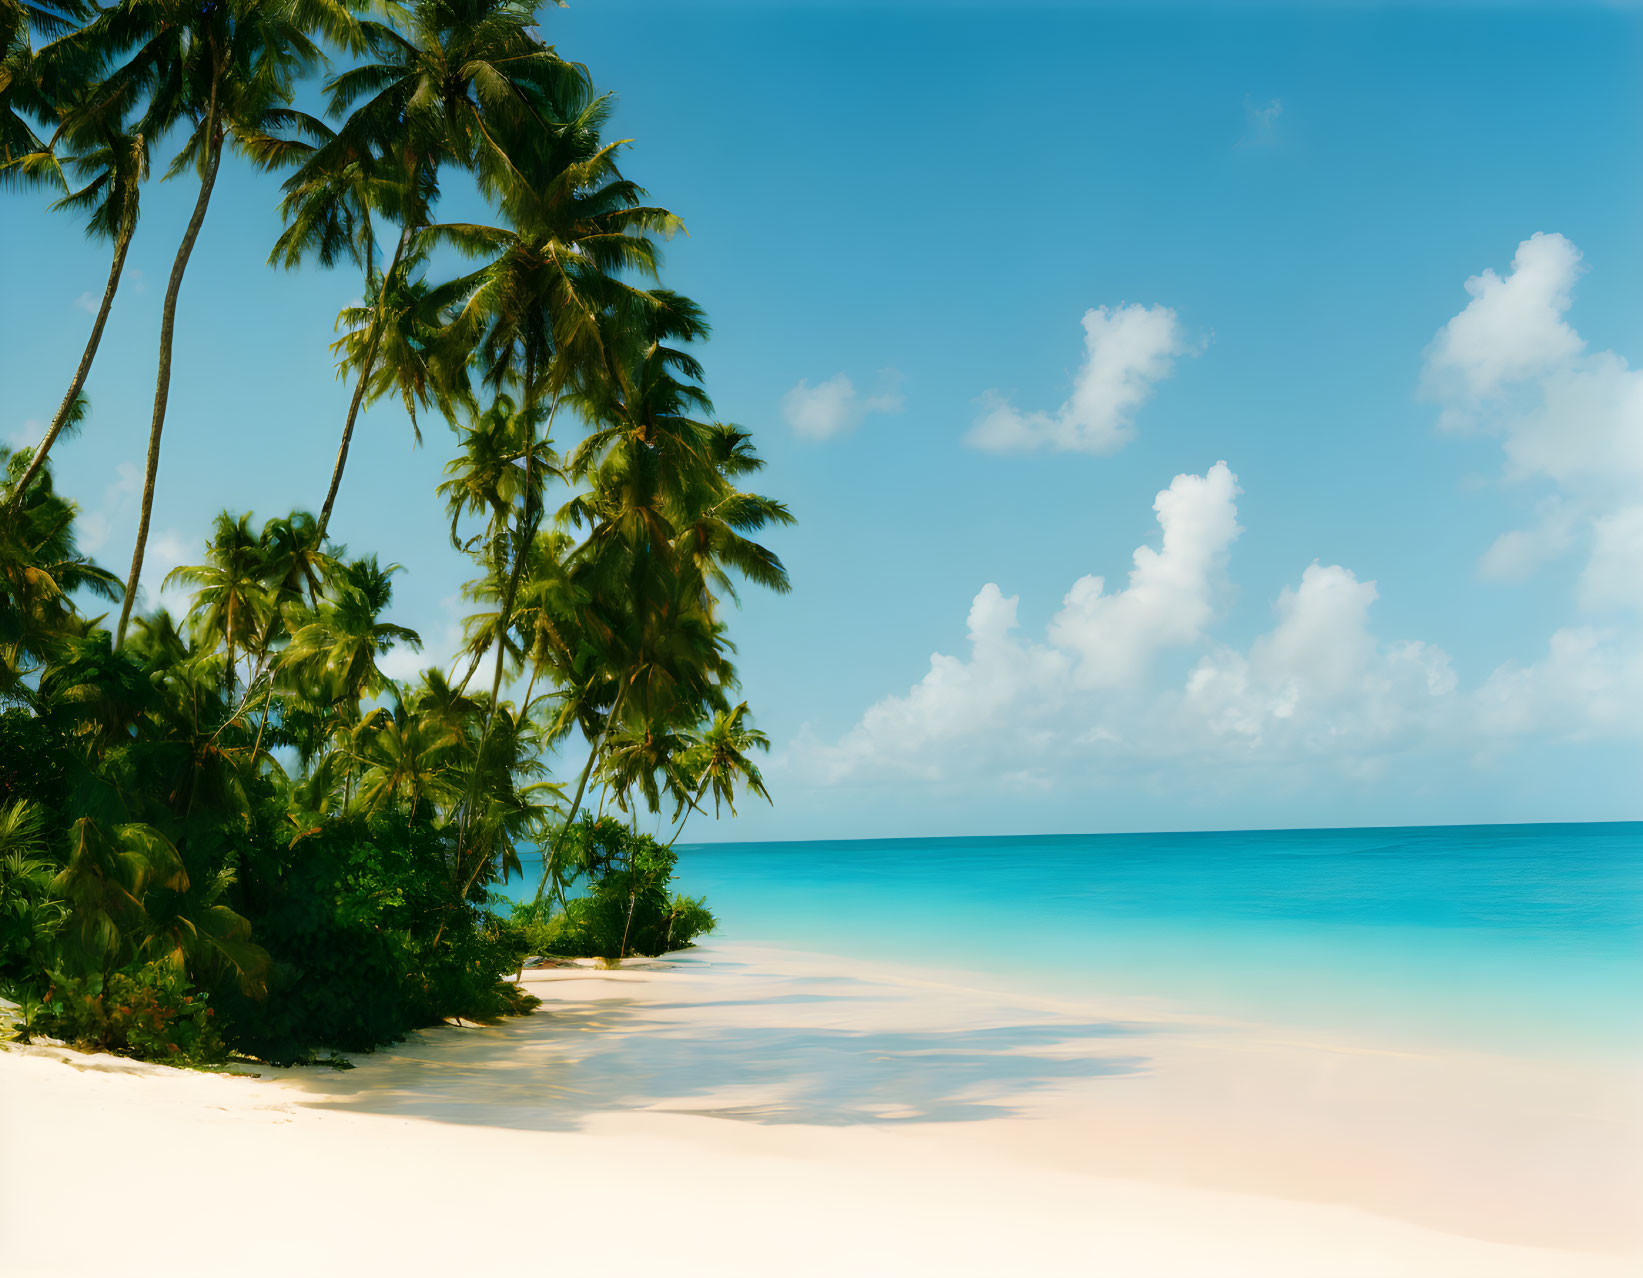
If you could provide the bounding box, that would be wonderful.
[1417,232,1643,751]
[1475,627,1643,744]
[791,232,1642,800]
[1048,463,1241,688]
[1422,232,1643,611]
[1177,565,1457,764]
[794,464,1469,788]
[968,304,1187,455]
[782,370,905,441]
[802,583,1072,785]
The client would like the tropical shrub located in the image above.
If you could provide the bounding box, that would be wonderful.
[37,963,226,1065]
[515,818,718,961]
[211,812,537,1063]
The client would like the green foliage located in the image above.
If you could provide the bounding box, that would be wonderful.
[1,0,780,1066]
[514,817,717,961]
[664,895,718,951]
[214,811,536,1062]
[0,802,67,982]
[37,963,226,1065]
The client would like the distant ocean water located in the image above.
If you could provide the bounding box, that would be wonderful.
[514,823,1643,1060]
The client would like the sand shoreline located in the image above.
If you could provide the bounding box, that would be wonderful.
[3,941,1639,1276]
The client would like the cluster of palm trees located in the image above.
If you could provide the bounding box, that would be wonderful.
[1,0,787,1052]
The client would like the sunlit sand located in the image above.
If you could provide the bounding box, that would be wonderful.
[4,942,1638,1277]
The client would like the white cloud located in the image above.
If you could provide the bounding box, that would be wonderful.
[1579,505,1643,614]
[76,460,142,554]
[1423,232,1643,609]
[378,646,432,683]
[794,463,1463,789]
[791,232,1643,804]
[1047,462,1241,688]
[7,418,41,449]
[1177,565,1458,762]
[782,369,904,441]
[73,292,100,315]
[800,582,1071,785]
[142,528,196,617]
[1476,497,1576,583]
[379,592,462,685]
[791,455,1639,797]
[1423,232,1585,405]
[1238,97,1284,148]
[1475,627,1643,744]
[968,304,1187,455]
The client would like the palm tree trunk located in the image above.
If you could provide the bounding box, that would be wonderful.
[530,681,626,906]
[477,386,550,740]
[5,224,134,516]
[664,779,710,850]
[314,225,412,543]
[518,665,541,721]
[251,679,276,763]
[452,645,485,695]
[115,84,223,649]
[454,379,550,868]
[617,795,643,960]
[619,871,640,961]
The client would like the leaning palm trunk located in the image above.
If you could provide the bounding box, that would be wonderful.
[512,686,630,981]
[115,84,223,648]
[529,681,627,907]
[617,799,646,960]
[4,224,134,515]
[453,386,551,871]
[664,779,710,851]
[313,226,411,543]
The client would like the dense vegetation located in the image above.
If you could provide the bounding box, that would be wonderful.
[0,0,782,1064]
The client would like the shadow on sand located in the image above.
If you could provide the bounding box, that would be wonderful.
[273,962,1153,1131]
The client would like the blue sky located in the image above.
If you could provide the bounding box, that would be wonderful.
[3,2,1640,841]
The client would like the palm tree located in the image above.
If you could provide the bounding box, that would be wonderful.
[51,816,183,973]
[100,0,356,646]
[447,701,561,898]
[0,0,84,164]
[672,701,770,834]
[507,525,584,718]
[163,511,269,699]
[671,423,794,610]
[2,121,146,515]
[258,511,329,609]
[328,252,471,449]
[521,293,786,904]
[351,702,459,820]
[433,83,682,410]
[0,439,120,693]
[280,555,420,715]
[458,396,559,796]
[274,0,586,541]
[434,104,683,787]
[601,717,692,829]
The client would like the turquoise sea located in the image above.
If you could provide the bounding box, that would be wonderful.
[517,822,1643,1061]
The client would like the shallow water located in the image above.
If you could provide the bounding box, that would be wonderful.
[512,822,1643,1060]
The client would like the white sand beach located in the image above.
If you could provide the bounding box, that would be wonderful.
[3,942,1639,1277]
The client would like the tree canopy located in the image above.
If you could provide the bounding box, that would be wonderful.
[0,0,785,1064]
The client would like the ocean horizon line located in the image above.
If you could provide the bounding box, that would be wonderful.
[673,815,1643,852]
